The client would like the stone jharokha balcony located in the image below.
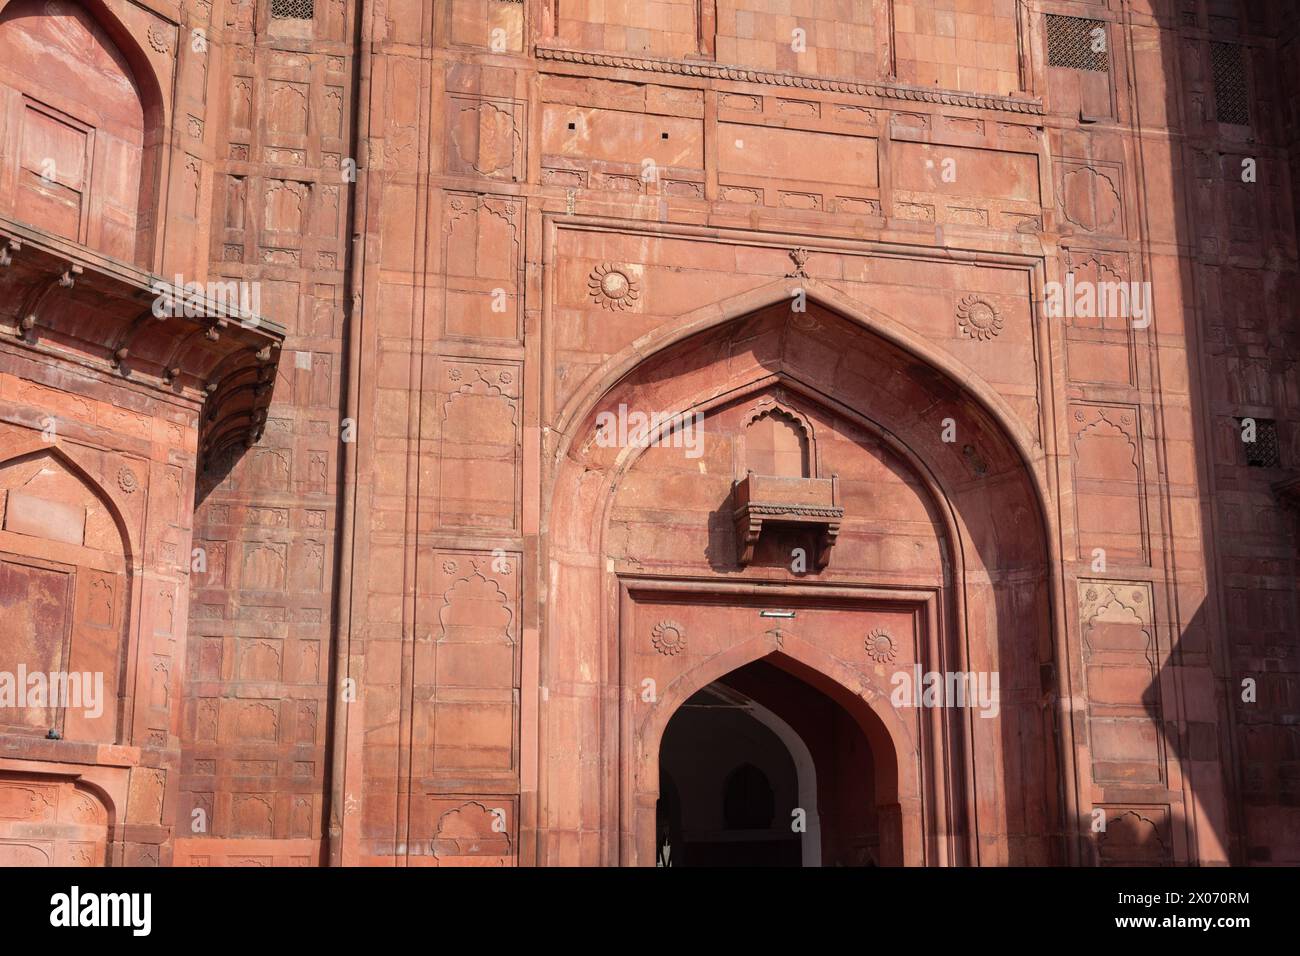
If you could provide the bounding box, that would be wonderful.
[732,471,843,569]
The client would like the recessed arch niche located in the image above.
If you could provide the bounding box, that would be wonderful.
[0,0,166,266]
[0,445,133,744]
[542,290,1063,866]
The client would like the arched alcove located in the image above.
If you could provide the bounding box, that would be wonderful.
[743,407,811,478]
[0,0,164,266]
[657,674,827,867]
[0,772,110,865]
[0,445,132,744]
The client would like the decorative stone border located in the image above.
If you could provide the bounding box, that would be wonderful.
[535,47,1045,116]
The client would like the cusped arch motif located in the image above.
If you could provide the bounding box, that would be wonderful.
[1072,408,1140,477]
[433,801,513,859]
[431,567,518,775]
[741,399,814,479]
[436,571,516,647]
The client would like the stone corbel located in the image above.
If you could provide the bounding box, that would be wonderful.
[735,511,764,567]
[15,262,81,339]
[110,308,159,371]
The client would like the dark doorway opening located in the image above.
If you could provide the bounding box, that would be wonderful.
[656,681,801,866]
[655,658,882,867]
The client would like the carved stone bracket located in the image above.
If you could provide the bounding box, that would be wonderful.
[14,262,80,339]
[733,471,843,569]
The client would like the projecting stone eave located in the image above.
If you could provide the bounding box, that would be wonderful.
[0,216,285,465]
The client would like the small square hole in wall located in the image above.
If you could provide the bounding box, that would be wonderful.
[1237,417,1281,467]
[661,132,669,139]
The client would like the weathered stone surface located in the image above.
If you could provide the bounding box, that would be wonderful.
[0,0,1295,868]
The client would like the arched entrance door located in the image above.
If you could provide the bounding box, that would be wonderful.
[657,685,801,867]
[657,660,883,867]
[657,678,803,867]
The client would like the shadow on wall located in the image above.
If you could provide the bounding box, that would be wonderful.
[1072,0,1300,866]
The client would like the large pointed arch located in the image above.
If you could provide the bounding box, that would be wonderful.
[0,434,138,747]
[0,0,167,137]
[539,279,1079,865]
[552,278,1045,482]
[640,639,914,867]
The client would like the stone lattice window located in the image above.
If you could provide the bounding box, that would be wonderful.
[1238,418,1281,468]
[270,0,313,20]
[1212,42,1250,125]
[1046,14,1110,72]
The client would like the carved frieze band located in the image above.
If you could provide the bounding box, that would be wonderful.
[535,47,1045,115]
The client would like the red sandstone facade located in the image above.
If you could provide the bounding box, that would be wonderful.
[0,0,1296,867]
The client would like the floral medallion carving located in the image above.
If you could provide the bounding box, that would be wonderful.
[865,628,897,664]
[956,295,1003,341]
[117,466,139,494]
[1060,165,1122,233]
[147,23,170,54]
[651,620,687,656]
[588,262,640,311]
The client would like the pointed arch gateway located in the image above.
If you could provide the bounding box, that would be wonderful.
[541,282,1071,866]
